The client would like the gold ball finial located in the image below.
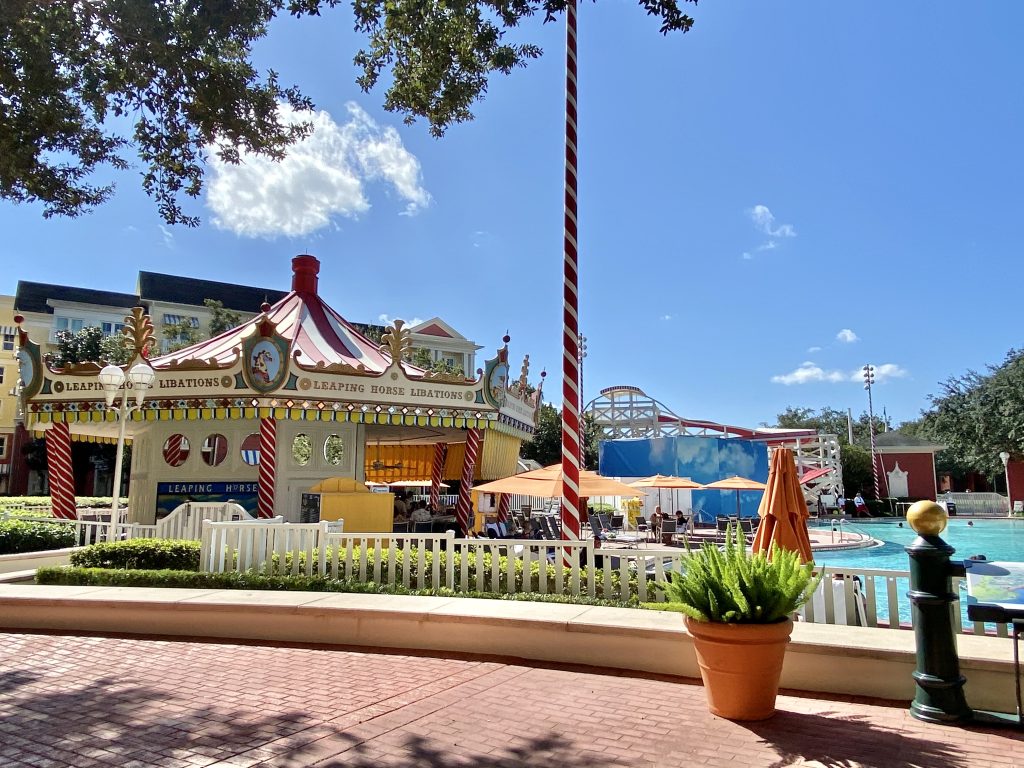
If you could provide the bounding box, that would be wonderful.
[906,500,947,536]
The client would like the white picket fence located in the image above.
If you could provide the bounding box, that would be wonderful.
[193,520,1015,636]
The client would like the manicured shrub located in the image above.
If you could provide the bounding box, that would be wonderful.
[69,539,201,571]
[0,520,76,555]
[34,567,637,607]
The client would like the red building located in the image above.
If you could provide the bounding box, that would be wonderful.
[872,431,943,501]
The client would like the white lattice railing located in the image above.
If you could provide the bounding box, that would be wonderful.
[195,520,1021,636]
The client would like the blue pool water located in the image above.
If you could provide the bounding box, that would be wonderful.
[813,519,1024,627]
[815,518,1024,570]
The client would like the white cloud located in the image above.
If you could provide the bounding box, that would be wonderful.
[836,328,859,343]
[872,363,909,383]
[159,225,174,249]
[207,102,430,238]
[756,240,778,252]
[771,362,909,385]
[661,314,673,321]
[378,313,424,328]
[741,252,753,260]
[807,346,822,353]
[749,204,796,239]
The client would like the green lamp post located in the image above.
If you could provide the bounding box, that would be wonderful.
[905,500,973,724]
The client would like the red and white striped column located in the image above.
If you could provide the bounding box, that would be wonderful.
[257,417,277,518]
[46,421,77,520]
[429,442,448,510]
[560,0,582,551]
[496,493,511,526]
[455,429,482,535]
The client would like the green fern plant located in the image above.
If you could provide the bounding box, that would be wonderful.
[657,525,820,623]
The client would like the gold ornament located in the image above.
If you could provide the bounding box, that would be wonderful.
[123,307,155,358]
[380,320,412,363]
[906,500,947,536]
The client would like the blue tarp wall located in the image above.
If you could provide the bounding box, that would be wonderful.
[599,436,769,523]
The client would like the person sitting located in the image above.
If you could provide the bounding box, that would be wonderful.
[393,493,409,521]
[411,503,432,523]
[853,492,869,517]
[674,510,688,531]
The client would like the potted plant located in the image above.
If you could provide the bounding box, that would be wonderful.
[658,526,820,720]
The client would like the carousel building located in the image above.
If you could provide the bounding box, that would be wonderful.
[14,255,539,531]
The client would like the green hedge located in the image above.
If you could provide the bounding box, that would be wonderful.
[70,539,201,571]
[0,520,76,555]
[35,567,637,607]
[0,496,126,511]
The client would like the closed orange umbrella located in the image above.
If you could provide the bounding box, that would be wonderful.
[752,448,814,563]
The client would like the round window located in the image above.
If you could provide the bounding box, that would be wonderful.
[201,433,227,467]
[324,435,344,466]
[293,433,311,466]
[240,433,260,466]
[162,434,191,467]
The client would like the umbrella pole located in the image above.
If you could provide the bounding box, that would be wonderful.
[735,490,741,518]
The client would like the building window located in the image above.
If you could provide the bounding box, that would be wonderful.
[0,367,4,384]
[1,332,13,351]
[0,435,6,458]
[162,314,199,328]
[54,317,84,334]
[101,322,125,336]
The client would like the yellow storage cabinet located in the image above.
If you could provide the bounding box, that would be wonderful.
[309,478,394,533]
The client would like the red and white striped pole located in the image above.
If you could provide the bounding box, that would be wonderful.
[46,421,77,520]
[496,493,511,526]
[455,429,482,535]
[560,0,582,554]
[430,442,448,510]
[257,417,277,518]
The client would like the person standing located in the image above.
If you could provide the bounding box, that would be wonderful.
[853,491,869,517]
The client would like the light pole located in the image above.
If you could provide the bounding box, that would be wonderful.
[578,333,587,468]
[999,451,1011,516]
[99,361,155,541]
[862,364,881,500]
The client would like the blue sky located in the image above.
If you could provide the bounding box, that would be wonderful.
[3,1,1023,430]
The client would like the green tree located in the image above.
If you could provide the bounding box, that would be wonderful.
[162,319,202,353]
[772,405,887,449]
[50,326,132,367]
[838,444,873,499]
[1,0,697,225]
[521,402,599,469]
[205,299,242,336]
[923,349,1024,479]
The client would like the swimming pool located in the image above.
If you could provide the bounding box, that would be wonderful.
[813,518,1024,627]
[815,518,1024,570]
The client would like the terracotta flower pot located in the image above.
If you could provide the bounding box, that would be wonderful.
[684,616,794,721]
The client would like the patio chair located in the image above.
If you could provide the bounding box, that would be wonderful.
[610,514,624,531]
[659,518,678,546]
[392,521,410,533]
[412,521,433,534]
[634,515,650,541]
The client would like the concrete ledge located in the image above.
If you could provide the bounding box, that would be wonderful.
[0,547,76,575]
[0,585,1016,713]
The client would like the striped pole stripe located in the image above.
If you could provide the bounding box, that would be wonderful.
[162,433,185,467]
[496,493,511,525]
[257,417,277,518]
[455,429,482,534]
[560,0,582,555]
[46,422,77,520]
[430,442,448,510]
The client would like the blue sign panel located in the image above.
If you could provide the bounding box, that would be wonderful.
[155,481,259,519]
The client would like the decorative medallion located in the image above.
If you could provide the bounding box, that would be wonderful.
[14,314,44,399]
[242,333,290,393]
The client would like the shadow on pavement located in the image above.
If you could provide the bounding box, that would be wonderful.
[743,709,1022,768]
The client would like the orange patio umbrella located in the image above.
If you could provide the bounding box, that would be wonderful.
[474,466,640,499]
[700,475,767,518]
[751,447,814,563]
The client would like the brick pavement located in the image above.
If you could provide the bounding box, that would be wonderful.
[0,631,1021,768]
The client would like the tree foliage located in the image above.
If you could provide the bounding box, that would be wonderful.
[205,299,242,336]
[50,325,132,367]
[1,0,698,224]
[162,318,202,353]
[922,349,1024,479]
[521,402,599,469]
[773,405,888,448]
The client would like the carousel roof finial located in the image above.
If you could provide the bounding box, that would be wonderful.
[292,254,320,295]
[518,354,530,391]
[380,319,412,363]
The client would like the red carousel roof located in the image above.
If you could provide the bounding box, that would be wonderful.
[153,255,426,377]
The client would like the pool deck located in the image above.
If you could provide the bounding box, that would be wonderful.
[2,630,1020,768]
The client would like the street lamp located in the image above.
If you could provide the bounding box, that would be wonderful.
[862,364,881,500]
[99,361,155,541]
[999,451,1011,516]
